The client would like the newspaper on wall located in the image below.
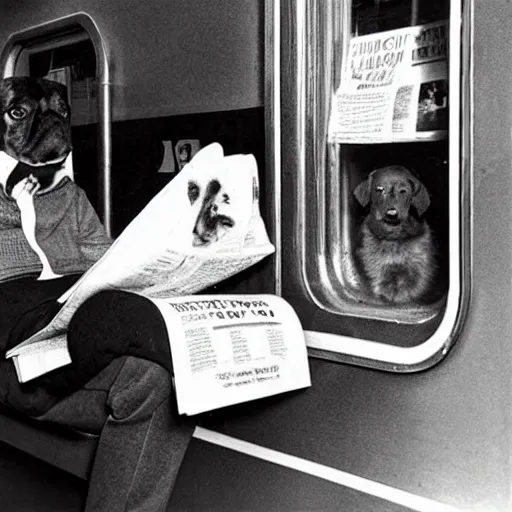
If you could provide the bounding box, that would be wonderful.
[328,20,448,144]
[152,294,311,415]
[7,142,276,383]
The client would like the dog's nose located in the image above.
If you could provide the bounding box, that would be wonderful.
[385,208,398,219]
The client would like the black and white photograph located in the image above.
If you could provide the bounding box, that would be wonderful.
[0,2,508,512]
[416,79,448,132]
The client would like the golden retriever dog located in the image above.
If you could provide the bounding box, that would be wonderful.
[353,165,438,304]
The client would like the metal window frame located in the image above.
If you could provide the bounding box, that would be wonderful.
[270,0,472,372]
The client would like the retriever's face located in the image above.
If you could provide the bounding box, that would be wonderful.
[354,166,430,238]
[188,178,235,246]
[369,169,416,224]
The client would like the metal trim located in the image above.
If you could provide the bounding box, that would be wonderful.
[265,0,282,296]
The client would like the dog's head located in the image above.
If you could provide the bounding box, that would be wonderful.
[188,177,236,246]
[0,77,72,193]
[354,165,430,237]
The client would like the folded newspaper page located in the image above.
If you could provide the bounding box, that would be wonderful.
[329,20,448,144]
[152,294,311,416]
[7,142,275,383]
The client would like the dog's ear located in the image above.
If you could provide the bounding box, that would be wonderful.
[353,175,372,207]
[410,177,430,216]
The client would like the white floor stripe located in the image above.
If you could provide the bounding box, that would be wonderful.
[193,427,462,512]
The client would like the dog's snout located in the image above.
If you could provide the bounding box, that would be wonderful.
[383,208,401,225]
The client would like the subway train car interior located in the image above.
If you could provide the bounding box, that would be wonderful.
[0,1,510,511]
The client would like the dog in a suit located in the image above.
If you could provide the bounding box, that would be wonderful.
[0,77,72,196]
[0,76,111,281]
[353,165,439,304]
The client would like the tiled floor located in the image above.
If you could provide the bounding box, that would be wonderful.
[0,441,87,511]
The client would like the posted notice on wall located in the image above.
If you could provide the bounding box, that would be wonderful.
[328,20,448,144]
[152,294,311,416]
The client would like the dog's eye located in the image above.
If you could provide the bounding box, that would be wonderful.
[8,107,27,120]
[375,186,385,194]
[398,188,408,195]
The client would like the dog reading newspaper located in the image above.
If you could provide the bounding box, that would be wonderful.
[6,142,311,415]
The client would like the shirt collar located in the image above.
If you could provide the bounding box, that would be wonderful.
[0,151,74,194]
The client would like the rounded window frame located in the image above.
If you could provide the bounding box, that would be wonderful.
[271,0,471,372]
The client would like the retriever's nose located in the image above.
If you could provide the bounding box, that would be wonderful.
[385,208,398,220]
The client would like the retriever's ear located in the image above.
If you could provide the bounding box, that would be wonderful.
[410,177,430,216]
[353,175,372,207]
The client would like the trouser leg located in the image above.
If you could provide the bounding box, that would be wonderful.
[1,285,194,510]
[55,290,174,396]
[66,291,194,511]
[3,289,175,415]
[84,356,194,512]
[0,274,82,416]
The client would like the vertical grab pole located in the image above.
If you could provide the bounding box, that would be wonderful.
[98,79,112,237]
[90,15,113,238]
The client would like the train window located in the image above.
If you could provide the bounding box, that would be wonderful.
[0,14,112,235]
[276,0,470,370]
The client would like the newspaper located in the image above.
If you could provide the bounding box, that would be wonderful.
[328,20,448,143]
[7,142,275,383]
[152,294,311,415]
